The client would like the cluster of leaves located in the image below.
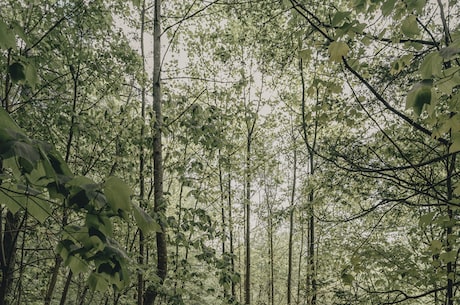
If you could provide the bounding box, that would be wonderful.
[0,107,157,291]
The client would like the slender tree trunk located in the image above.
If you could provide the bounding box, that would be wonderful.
[0,211,19,305]
[300,58,317,305]
[287,147,297,305]
[244,134,251,305]
[296,221,305,305]
[144,0,167,303]
[46,63,79,305]
[445,153,456,305]
[228,173,236,302]
[0,105,18,305]
[268,197,274,305]
[137,1,147,304]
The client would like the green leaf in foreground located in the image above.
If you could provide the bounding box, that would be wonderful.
[328,41,350,62]
[406,79,433,116]
[133,204,162,233]
[104,176,132,214]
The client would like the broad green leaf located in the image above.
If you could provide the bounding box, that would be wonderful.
[420,52,443,79]
[332,11,351,27]
[429,240,442,254]
[0,107,25,139]
[88,272,109,292]
[449,132,460,153]
[24,60,38,87]
[133,204,161,233]
[328,41,350,62]
[104,176,131,213]
[381,0,396,16]
[66,255,89,275]
[0,20,16,50]
[401,15,420,37]
[341,272,354,285]
[406,79,433,116]
[440,46,460,59]
[298,49,311,61]
[406,0,426,14]
[440,251,457,263]
[27,196,51,223]
[8,62,26,83]
[0,187,23,214]
[419,212,435,226]
[86,213,113,237]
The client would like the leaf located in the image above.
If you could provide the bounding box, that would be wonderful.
[66,254,89,275]
[8,62,26,83]
[440,46,460,60]
[133,204,161,233]
[406,79,433,116]
[341,272,354,285]
[420,52,443,79]
[440,251,457,263]
[332,11,351,27]
[406,0,426,14]
[104,176,132,214]
[381,0,396,16]
[419,212,435,226]
[328,41,350,62]
[27,196,51,223]
[0,187,23,214]
[298,49,311,61]
[0,20,16,50]
[401,15,420,37]
[449,132,460,153]
[88,272,109,292]
[429,240,442,254]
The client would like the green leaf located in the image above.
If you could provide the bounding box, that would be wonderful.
[381,0,396,16]
[429,240,442,254]
[27,196,51,223]
[328,41,350,62]
[88,272,109,292]
[419,212,435,226]
[449,132,460,153]
[420,52,443,79]
[133,204,161,233]
[0,187,23,214]
[406,79,433,116]
[8,62,26,83]
[341,272,354,285]
[401,15,420,37]
[332,11,351,27]
[440,251,457,263]
[406,0,426,14]
[104,176,131,214]
[440,46,460,60]
[298,49,311,61]
[0,20,16,50]
[66,254,89,275]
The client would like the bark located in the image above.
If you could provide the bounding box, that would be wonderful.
[244,134,252,305]
[228,173,236,302]
[287,147,297,305]
[144,0,167,303]
[137,0,147,303]
[300,58,317,305]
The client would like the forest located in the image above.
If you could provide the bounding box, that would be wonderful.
[1,0,459,304]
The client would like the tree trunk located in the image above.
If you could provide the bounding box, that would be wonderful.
[137,0,147,303]
[244,134,251,305]
[144,0,167,303]
[228,173,236,302]
[287,147,297,305]
[300,57,317,305]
